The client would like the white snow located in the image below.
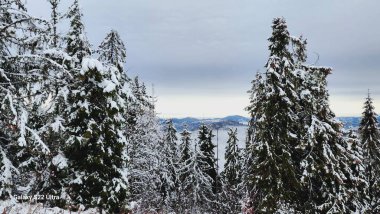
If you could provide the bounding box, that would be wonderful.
[81,58,104,74]
[51,116,65,132]
[0,200,98,214]
[99,79,116,92]
[52,153,68,170]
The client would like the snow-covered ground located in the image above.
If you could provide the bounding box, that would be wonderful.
[189,125,247,172]
[0,200,98,214]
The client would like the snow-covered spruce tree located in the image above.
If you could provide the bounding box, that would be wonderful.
[176,128,193,212]
[98,30,126,71]
[220,128,242,213]
[30,1,75,206]
[245,17,301,213]
[223,128,242,188]
[288,23,361,212]
[281,27,362,213]
[181,144,215,213]
[197,125,218,199]
[159,119,179,211]
[130,76,154,109]
[163,119,178,161]
[359,92,380,212]
[48,0,61,48]
[0,0,28,199]
[121,70,166,212]
[242,72,265,210]
[66,0,91,65]
[97,28,130,139]
[179,128,192,169]
[126,99,164,213]
[0,0,70,201]
[345,130,368,212]
[296,64,357,213]
[124,77,154,149]
[64,58,128,213]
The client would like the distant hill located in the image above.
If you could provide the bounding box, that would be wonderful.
[160,115,373,131]
[337,117,362,129]
[160,115,250,131]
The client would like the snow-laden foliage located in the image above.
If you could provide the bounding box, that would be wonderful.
[64,58,128,212]
[296,65,357,213]
[47,0,62,48]
[220,128,242,213]
[222,128,242,187]
[344,130,368,213]
[0,0,71,203]
[244,17,363,213]
[245,17,301,213]
[159,119,180,211]
[1,1,376,212]
[179,144,215,213]
[359,93,380,212]
[1,1,158,213]
[97,30,127,71]
[125,88,165,213]
[198,125,219,195]
[66,0,91,65]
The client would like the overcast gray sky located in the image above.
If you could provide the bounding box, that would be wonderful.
[28,0,380,118]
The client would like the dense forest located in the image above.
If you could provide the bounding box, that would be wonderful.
[1,0,379,213]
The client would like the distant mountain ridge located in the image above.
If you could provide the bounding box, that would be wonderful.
[159,115,250,131]
[160,115,372,131]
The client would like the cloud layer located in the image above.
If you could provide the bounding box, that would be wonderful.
[28,0,380,117]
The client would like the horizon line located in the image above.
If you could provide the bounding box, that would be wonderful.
[158,114,365,119]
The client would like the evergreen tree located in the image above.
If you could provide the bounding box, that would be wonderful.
[359,92,380,212]
[48,0,61,48]
[126,99,164,213]
[176,128,193,213]
[181,145,215,213]
[66,0,91,65]
[0,0,67,201]
[0,0,28,199]
[242,72,265,209]
[179,128,192,169]
[160,119,179,211]
[0,140,18,199]
[297,66,353,213]
[163,119,178,161]
[345,130,368,212]
[64,58,128,213]
[223,128,241,187]
[245,17,300,212]
[245,17,359,213]
[198,125,218,197]
[220,128,242,213]
[98,30,127,71]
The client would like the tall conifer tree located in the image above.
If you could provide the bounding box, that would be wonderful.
[48,0,61,48]
[293,40,356,214]
[223,128,241,187]
[160,119,179,211]
[177,128,193,212]
[98,30,127,71]
[181,145,215,213]
[360,92,380,212]
[66,0,91,65]
[345,130,368,212]
[221,128,242,213]
[64,58,128,213]
[245,17,300,212]
[198,124,218,195]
